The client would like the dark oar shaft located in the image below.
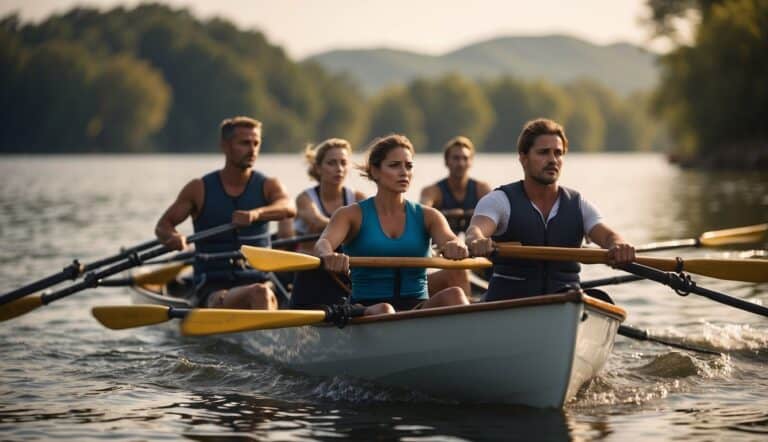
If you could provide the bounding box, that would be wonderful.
[621,262,768,318]
[41,245,171,304]
[0,238,163,305]
[37,223,237,306]
[83,238,160,271]
[618,324,721,355]
[581,274,644,289]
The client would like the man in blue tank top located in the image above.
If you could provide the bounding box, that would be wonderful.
[420,136,492,296]
[466,118,636,301]
[420,136,492,234]
[155,116,296,309]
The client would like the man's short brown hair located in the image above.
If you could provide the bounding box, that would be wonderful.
[220,116,262,141]
[516,118,568,154]
[442,136,475,161]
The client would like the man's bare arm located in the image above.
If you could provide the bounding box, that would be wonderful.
[155,179,202,250]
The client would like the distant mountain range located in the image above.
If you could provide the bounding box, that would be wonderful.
[306,35,659,96]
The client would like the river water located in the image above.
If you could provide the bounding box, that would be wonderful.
[0,153,766,441]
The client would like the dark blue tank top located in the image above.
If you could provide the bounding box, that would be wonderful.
[437,178,478,233]
[192,170,270,277]
[486,180,584,301]
[343,198,430,301]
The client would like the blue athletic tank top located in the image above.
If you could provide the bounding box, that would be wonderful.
[192,170,270,277]
[343,198,430,302]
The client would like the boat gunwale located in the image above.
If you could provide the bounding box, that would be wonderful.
[132,280,626,327]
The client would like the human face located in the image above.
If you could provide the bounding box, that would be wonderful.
[371,147,414,193]
[317,147,349,186]
[223,126,261,170]
[445,146,473,179]
[519,134,564,185]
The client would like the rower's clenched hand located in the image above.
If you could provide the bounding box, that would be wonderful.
[440,239,468,260]
[607,242,635,267]
[162,232,188,251]
[321,252,349,274]
[469,237,495,257]
[232,209,258,227]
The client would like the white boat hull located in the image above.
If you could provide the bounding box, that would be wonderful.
[132,282,624,408]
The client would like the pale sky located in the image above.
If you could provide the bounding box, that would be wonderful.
[0,0,672,58]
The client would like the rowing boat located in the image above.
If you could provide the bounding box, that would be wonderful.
[129,268,626,408]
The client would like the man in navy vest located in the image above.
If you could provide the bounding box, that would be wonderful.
[466,118,635,301]
[420,136,492,234]
[155,116,296,309]
[420,136,492,296]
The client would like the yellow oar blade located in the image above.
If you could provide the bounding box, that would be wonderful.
[241,246,321,272]
[0,295,43,321]
[92,305,172,329]
[181,309,327,336]
[133,263,191,285]
[699,223,768,247]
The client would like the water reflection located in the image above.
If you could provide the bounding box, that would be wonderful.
[667,170,768,240]
[158,391,577,441]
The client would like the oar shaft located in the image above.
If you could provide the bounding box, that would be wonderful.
[83,238,160,271]
[581,274,644,289]
[41,224,238,305]
[494,244,768,282]
[637,239,698,253]
[348,256,492,270]
[621,263,768,318]
[618,324,721,355]
[0,238,165,305]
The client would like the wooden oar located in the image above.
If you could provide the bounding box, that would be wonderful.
[91,304,362,336]
[494,243,768,283]
[240,246,494,272]
[637,223,767,252]
[0,223,237,321]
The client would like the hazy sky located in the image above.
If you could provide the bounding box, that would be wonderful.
[1,0,668,58]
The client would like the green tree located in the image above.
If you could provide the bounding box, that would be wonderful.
[408,74,494,151]
[366,87,426,149]
[649,0,768,163]
[12,41,98,152]
[88,55,171,151]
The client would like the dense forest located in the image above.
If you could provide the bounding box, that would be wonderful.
[0,4,666,154]
[1,1,765,167]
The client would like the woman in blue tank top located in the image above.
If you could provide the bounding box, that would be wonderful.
[314,134,470,314]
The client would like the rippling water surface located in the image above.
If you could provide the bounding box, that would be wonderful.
[1,153,767,441]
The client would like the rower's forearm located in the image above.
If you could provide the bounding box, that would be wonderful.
[252,203,297,221]
[465,225,485,243]
[314,238,335,257]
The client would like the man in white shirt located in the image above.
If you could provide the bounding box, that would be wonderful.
[466,118,635,300]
